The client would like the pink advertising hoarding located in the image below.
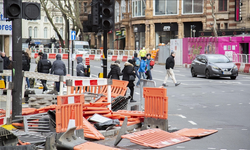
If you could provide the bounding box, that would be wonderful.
[183,36,250,64]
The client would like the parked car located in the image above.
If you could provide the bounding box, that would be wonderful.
[191,54,238,80]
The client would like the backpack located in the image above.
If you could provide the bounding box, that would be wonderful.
[135,58,140,66]
[150,59,155,66]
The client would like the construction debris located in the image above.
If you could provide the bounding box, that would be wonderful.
[28,94,57,109]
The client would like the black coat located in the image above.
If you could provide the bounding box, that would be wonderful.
[38,54,52,73]
[108,63,122,80]
[122,62,135,87]
[22,53,30,71]
[1,56,10,69]
[76,57,86,76]
[166,55,175,69]
[51,54,66,76]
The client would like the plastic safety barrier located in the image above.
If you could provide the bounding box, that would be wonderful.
[82,117,105,140]
[56,94,84,133]
[62,54,68,59]
[122,56,128,62]
[174,128,218,137]
[111,56,118,61]
[235,62,241,70]
[89,55,95,60]
[143,87,168,119]
[121,129,190,149]
[244,63,250,73]
[34,53,38,58]
[48,53,56,59]
[74,142,120,150]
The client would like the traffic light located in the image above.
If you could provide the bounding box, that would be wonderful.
[22,2,40,20]
[101,0,114,31]
[91,0,101,26]
[4,0,22,19]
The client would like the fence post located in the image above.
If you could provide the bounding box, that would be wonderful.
[59,76,64,95]
[6,82,13,124]
[107,79,112,110]
[66,79,73,95]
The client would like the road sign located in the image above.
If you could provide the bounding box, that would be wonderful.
[71,30,76,40]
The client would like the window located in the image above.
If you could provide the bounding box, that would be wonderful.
[217,23,220,30]
[44,16,48,22]
[34,27,37,38]
[44,27,47,38]
[128,1,130,13]
[55,31,58,39]
[59,17,63,23]
[84,2,87,13]
[115,1,120,23]
[155,0,177,15]
[224,23,228,29]
[56,17,59,23]
[132,0,145,17]
[219,0,227,11]
[28,27,32,37]
[183,0,203,14]
[121,0,126,19]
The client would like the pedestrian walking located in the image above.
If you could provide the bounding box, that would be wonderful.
[122,59,136,102]
[1,52,10,83]
[136,57,147,87]
[35,52,43,72]
[139,47,147,59]
[162,52,181,87]
[22,51,31,89]
[108,60,123,80]
[38,53,52,93]
[132,52,140,79]
[26,45,31,59]
[145,53,154,80]
[76,57,87,77]
[51,54,66,92]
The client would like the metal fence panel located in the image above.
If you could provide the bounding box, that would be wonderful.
[158,45,170,64]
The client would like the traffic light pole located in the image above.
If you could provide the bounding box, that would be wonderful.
[67,19,70,74]
[12,18,22,121]
[103,30,107,78]
[72,37,74,76]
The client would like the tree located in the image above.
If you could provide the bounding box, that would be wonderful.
[209,0,218,37]
[40,0,66,48]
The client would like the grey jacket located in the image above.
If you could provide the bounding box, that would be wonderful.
[76,57,85,76]
[51,54,66,76]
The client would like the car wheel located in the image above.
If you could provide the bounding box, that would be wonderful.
[230,76,236,80]
[191,68,197,77]
[205,69,210,79]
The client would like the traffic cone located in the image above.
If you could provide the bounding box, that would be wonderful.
[67,109,76,132]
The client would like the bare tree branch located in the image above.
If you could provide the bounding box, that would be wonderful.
[209,0,218,37]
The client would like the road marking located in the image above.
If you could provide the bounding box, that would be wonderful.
[215,105,219,107]
[203,106,207,108]
[216,128,223,130]
[176,146,185,149]
[240,90,244,91]
[212,91,215,93]
[188,121,197,125]
[177,109,182,111]
[192,93,195,95]
[202,92,206,94]
[178,115,186,118]
[239,103,242,105]
[241,129,248,131]
[181,94,185,96]
[222,91,225,92]
[227,104,231,106]
[231,90,234,92]
[190,107,194,109]
[208,148,216,150]
[153,78,164,82]
[181,83,188,85]
[135,92,140,95]
[90,74,98,77]
[154,70,164,73]
[172,95,175,97]
[220,149,227,150]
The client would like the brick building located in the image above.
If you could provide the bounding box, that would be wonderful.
[81,0,250,50]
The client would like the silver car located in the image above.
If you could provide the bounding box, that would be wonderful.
[191,54,238,80]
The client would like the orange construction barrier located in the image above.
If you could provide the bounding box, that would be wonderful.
[143,87,168,119]
[70,85,104,95]
[56,95,84,133]
[74,142,120,150]
[82,117,105,140]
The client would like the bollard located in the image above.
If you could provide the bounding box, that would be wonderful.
[59,76,64,95]
[66,79,73,95]
[107,79,112,110]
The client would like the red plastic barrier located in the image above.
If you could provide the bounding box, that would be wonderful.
[34,53,38,58]
[76,54,83,59]
[235,63,241,70]
[89,55,95,60]
[111,56,118,61]
[122,56,128,62]
[49,53,56,59]
[62,54,68,59]
[85,58,90,65]
[244,63,250,73]
[101,55,103,60]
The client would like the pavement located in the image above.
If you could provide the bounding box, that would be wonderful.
[1,58,250,149]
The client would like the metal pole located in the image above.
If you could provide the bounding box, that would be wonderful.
[67,19,70,74]
[72,35,74,76]
[103,30,108,78]
[12,18,22,121]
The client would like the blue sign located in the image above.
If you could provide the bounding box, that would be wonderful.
[71,30,76,40]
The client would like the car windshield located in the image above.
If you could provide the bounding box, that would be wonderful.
[75,45,89,50]
[206,55,230,63]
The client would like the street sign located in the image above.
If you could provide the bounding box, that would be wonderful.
[71,30,76,40]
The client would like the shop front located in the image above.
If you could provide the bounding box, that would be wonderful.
[155,23,178,47]
[133,24,145,50]
[0,3,12,56]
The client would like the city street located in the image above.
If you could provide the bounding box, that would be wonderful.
[30,58,250,150]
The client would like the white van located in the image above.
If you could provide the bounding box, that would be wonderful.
[73,41,90,55]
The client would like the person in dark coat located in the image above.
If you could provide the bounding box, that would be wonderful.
[76,57,86,77]
[122,59,136,102]
[38,53,52,93]
[108,60,122,80]
[1,52,10,83]
[162,52,181,87]
[132,52,140,79]
[51,54,66,92]
[22,51,31,88]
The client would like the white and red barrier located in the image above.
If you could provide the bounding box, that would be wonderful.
[183,63,191,68]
